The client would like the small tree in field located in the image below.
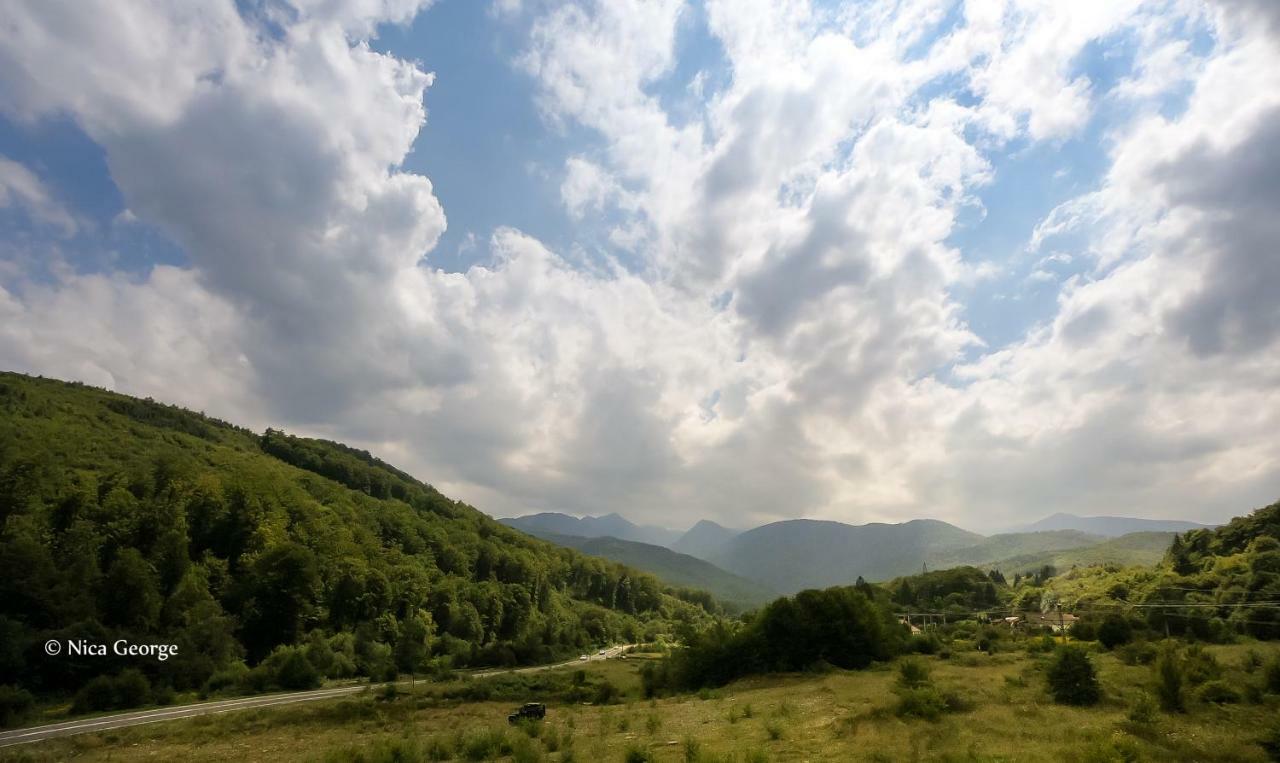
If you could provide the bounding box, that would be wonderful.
[1047,646,1100,705]
[1155,645,1185,712]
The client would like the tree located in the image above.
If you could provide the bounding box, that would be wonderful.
[1047,646,1100,705]
[1097,614,1133,650]
[101,548,161,630]
[1155,645,1185,712]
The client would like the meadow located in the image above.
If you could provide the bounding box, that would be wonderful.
[4,639,1280,763]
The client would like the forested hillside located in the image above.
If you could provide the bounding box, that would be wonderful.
[0,373,709,710]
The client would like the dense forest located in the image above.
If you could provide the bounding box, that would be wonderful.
[0,373,711,714]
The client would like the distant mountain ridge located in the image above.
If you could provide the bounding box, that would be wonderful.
[499,510,1208,599]
[500,511,681,547]
[1016,512,1213,537]
[710,518,984,594]
[515,530,776,610]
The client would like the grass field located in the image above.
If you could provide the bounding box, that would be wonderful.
[4,643,1280,762]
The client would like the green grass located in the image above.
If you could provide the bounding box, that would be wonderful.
[5,641,1280,762]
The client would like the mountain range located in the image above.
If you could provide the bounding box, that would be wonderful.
[1012,512,1213,537]
[500,510,1197,597]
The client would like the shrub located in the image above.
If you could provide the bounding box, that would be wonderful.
[897,659,931,689]
[1262,723,1280,763]
[682,737,701,763]
[1182,644,1220,686]
[460,728,512,761]
[1047,646,1100,706]
[1242,649,1264,674]
[1154,646,1185,713]
[1197,680,1241,704]
[592,680,619,705]
[895,686,948,721]
[72,669,151,714]
[1097,615,1133,650]
[1127,692,1156,724]
[1115,641,1156,666]
[0,685,35,727]
[764,719,784,740]
[1265,658,1280,694]
[1027,635,1056,654]
[624,744,654,763]
[510,734,544,763]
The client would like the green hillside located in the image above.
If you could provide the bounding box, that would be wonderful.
[521,531,777,611]
[0,372,708,711]
[927,530,1103,569]
[979,532,1176,575]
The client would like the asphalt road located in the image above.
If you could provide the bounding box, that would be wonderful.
[0,644,631,749]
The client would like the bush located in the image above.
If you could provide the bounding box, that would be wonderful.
[1265,658,1280,694]
[1127,692,1156,724]
[72,669,152,714]
[764,719,784,740]
[897,659,931,689]
[1154,646,1185,713]
[1097,615,1133,650]
[1262,723,1280,763]
[1197,680,1241,704]
[1182,644,1220,686]
[896,686,948,721]
[1047,646,1100,706]
[460,728,512,761]
[0,685,35,727]
[1115,641,1156,666]
[624,744,654,763]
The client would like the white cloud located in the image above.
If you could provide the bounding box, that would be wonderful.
[0,0,1277,533]
[0,156,77,235]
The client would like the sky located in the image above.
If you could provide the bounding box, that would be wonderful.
[1,0,1278,533]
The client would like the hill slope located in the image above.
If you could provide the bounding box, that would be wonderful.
[0,372,707,703]
[711,518,984,593]
[1017,512,1212,537]
[521,531,776,610]
[500,512,680,548]
[926,530,1103,569]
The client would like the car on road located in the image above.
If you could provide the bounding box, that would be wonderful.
[579,654,588,661]
[597,648,607,655]
[508,703,546,724]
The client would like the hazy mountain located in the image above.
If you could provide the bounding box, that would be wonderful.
[521,530,776,610]
[1017,513,1212,537]
[711,518,984,593]
[672,519,740,560]
[500,511,681,547]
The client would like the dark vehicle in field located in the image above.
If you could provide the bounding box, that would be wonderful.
[508,703,546,724]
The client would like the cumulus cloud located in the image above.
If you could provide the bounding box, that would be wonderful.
[0,0,1277,532]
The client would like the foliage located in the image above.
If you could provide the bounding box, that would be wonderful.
[662,586,903,689]
[0,372,709,710]
[1046,646,1100,706]
[1097,614,1134,650]
[1154,644,1185,712]
[0,685,35,726]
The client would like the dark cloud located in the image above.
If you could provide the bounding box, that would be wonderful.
[1159,107,1280,356]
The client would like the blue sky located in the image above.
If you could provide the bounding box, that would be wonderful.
[1,0,1277,530]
